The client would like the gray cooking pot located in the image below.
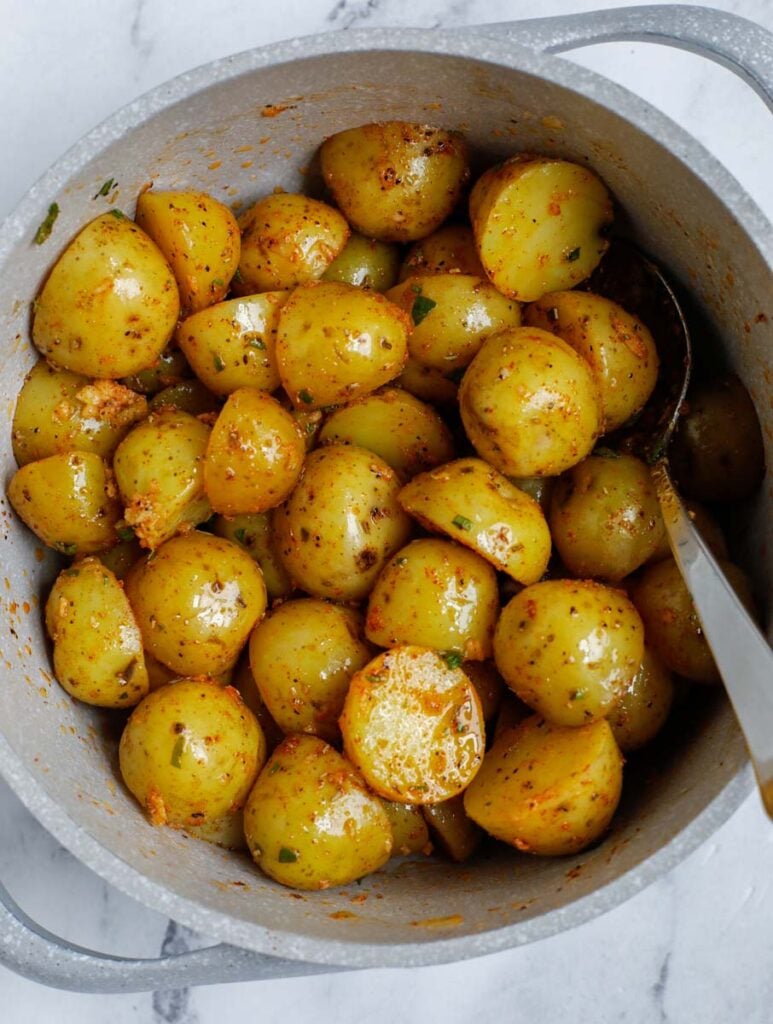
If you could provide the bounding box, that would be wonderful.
[0,3,771,993]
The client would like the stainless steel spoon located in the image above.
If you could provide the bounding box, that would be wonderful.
[590,241,773,817]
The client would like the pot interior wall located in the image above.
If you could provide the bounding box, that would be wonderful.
[0,47,769,957]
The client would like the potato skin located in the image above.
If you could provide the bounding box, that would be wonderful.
[212,512,293,601]
[383,801,432,857]
[493,579,645,727]
[45,558,148,708]
[470,157,612,301]
[124,531,267,676]
[12,362,147,466]
[119,679,264,828]
[32,213,180,378]
[135,190,240,313]
[236,193,349,292]
[400,224,485,281]
[7,451,121,555]
[398,457,551,584]
[249,599,373,744]
[608,648,673,752]
[463,716,623,856]
[340,646,485,804]
[243,734,392,890]
[459,326,602,477]
[149,379,220,416]
[203,389,305,516]
[365,538,499,660]
[322,232,401,291]
[422,795,482,862]
[273,445,412,601]
[275,281,410,410]
[320,121,469,242]
[395,356,458,407]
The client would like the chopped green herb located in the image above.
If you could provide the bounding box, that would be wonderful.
[55,542,77,557]
[298,389,314,405]
[234,527,247,544]
[233,266,243,283]
[33,203,59,245]
[441,650,464,670]
[108,208,125,220]
[213,354,226,372]
[564,246,581,262]
[411,292,437,326]
[247,338,266,350]
[93,178,116,199]
[365,674,384,684]
[451,514,473,531]
[170,734,186,767]
[278,846,298,863]
[269,761,282,775]
[593,446,621,459]
[211,277,225,289]
[116,525,135,542]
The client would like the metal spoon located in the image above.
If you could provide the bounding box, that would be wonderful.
[589,240,773,817]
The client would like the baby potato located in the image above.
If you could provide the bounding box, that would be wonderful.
[124,531,267,676]
[119,679,264,828]
[322,232,401,291]
[141,652,232,693]
[236,193,349,293]
[459,326,602,477]
[511,475,555,512]
[400,224,485,280]
[249,599,373,744]
[340,646,485,804]
[365,539,499,660]
[493,579,645,727]
[464,716,623,856]
[608,648,674,752]
[212,512,293,601]
[244,735,392,890]
[320,121,469,242]
[549,453,664,581]
[383,801,432,857]
[275,281,409,409]
[647,498,727,564]
[493,692,533,741]
[203,389,305,516]
[422,794,483,863]
[398,457,551,585]
[525,291,659,432]
[113,408,212,550]
[469,156,612,301]
[32,212,179,378]
[149,379,220,416]
[463,661,505,728]
[191,809,247,851]
[395,356,459,406]
[7,451,121,555]
[231,651,285,753]
[176,292,287,396]
[386,275,521,373]
[90,536,144,580]
[121,346,192,396]
[318,388,455,480]
[630,558,754,683]
[670,375,765,502]
[135,189,240,313]
[273,445,412,601]
[12,362,147,466]
[45,558,148,708]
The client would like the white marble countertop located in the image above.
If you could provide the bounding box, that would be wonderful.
[1,0,771,1020]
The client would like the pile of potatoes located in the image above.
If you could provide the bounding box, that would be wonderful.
[8,121,764,891]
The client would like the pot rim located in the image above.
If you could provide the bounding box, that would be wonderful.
[0,24,763,967]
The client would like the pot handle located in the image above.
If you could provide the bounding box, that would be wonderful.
[479,4,773,111]
[0,876,333,993]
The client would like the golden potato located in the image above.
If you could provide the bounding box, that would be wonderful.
[231,651,285,753]
[203,389,305,516]
[463,661,505,728]
[45,558,148,708]
[493,579,645,727]
[382,801,432,857]
[190,810,247,851]
[121,346,192,395]
[212,511,293,601]
[89,536,143,580]
[275,281,409,410]
[249,599,373,744]
[395,356,458,406]
[273,445,412,601]
[510,475,555,511]
[464,716,623,856]
[322,232,401,291]
[647,498,727,564]
[320,121,469,242]
[243,735,392,890]
[125,531,267,676]
[7,451,121,555]
[148,379,220,416]
[113,408,212,550]
[459,326,602,477]
[12,362,147,466]
[365,539,499,660]
[608,648,674,752]
[524,291,659,432]
[119,679,264,828]
[135,189,240,313]
[318,388,455,480]
[422,795,482,862]
[400,224,485,280]
[176,292,287,396]
[386,275,521,373]
[32,212,179,378]
[492,692,532,741]
[236,193,349,292]
[549,453,664,581]
[469,157,612,301]
[340,646,485,804]
[398,458,551,584]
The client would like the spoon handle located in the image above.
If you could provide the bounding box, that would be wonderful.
[652,462,773,816]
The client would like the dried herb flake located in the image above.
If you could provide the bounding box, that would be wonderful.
[441,650,464,670]
[411,292,437,326]
[451,514,473,531]
[278,846,298,863]
[298,389,314,405]
[93,178,116,199]
[170,734,186,767]
[33,203,59,245]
